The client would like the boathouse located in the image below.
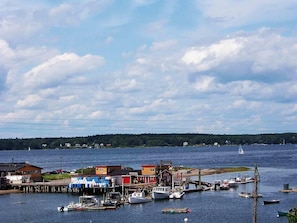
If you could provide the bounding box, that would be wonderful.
[0,162,43,182]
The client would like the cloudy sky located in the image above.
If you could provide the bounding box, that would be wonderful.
[1,0,297,138]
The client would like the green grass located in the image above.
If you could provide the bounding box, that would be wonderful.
[42,173,71,181]
[214,167,250,174]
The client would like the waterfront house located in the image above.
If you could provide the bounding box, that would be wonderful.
[0,162,43,182]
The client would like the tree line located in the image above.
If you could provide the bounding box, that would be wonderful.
[0,133,296,150]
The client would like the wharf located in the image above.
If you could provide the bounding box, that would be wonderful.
[279,188,297,193]
[11,179,71,193]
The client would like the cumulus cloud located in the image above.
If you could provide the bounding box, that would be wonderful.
[23,53,104,89]
[182,30,297,84]
[1,1,297,137]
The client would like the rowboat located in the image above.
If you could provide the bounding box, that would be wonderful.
[263,199,280,205]
[277,211,288,217]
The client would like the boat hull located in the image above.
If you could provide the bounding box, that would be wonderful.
[152,186,171,200]
[169,191,185,199]
[128,197,151,204]
[152,192,170,200]
[263,200,280,205]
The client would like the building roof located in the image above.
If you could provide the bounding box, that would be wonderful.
[0,162,42,172]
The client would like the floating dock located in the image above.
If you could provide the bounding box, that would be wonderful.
[162,207,190,214]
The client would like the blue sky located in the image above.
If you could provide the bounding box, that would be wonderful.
[1,0,297,138]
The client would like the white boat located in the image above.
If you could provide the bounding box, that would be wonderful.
[169,190,185,199]
[238,144,244,155]
[238,192,263,198]
[128,191,152,204]
[102,191,122,207]
[219,179,230,190]
[57,195,100,212]
[152,186,171,200]
[228,178,239,187]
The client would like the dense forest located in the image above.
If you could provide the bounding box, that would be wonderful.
[0,133,296,150]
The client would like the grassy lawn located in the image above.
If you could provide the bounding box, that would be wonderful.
[42,173,71,181]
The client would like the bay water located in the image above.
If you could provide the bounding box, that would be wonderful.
[1,144,297,223]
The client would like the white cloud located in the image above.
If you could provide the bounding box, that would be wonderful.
[23,53,104,89]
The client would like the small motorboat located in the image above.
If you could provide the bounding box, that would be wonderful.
[57,195,101,212]
[169,190,185,199]
[263,199,280,205]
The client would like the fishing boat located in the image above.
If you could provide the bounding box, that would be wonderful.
[152,186,171,200]
[263,199,280,205]
[238,144,244,155]
[102,191,122,207]
[128,191,152,204]
[57,195,112,212]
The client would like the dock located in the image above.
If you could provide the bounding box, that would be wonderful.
[162,207,190,214]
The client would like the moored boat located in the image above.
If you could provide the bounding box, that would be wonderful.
[220,179,230,190]
[263,199,280,205]
[277,211,288,217]
[128,191,152,204]
[169,190,185,199]
[228,178,238,188]
[102,191,122,207]
[152,186,171,200]
[238,191,263,198]
[57,195,107,212]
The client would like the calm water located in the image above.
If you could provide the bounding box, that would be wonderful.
[1,144,297,223]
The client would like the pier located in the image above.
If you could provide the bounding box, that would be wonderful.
[11,179,71,193]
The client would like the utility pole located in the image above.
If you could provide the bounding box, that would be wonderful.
[253,164,260,223]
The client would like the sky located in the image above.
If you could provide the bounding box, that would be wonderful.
[1,0,297,138]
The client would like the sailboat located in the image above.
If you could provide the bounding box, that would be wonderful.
[238,144,244,155]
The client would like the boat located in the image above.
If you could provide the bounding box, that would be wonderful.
[263,199,280,205]
[57,195,110,212]
[239,165,262,198]
[169,174,185,199]
[102,191,122,207]
[238,192,263,198]
[128,191,152,204]
[220,179,230,190]
[162,207,190,214]
[152,186,171,200]
[169,190,185,199]
[238,144,244,155]
[228,178,238,188]
[277,211,288,217]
